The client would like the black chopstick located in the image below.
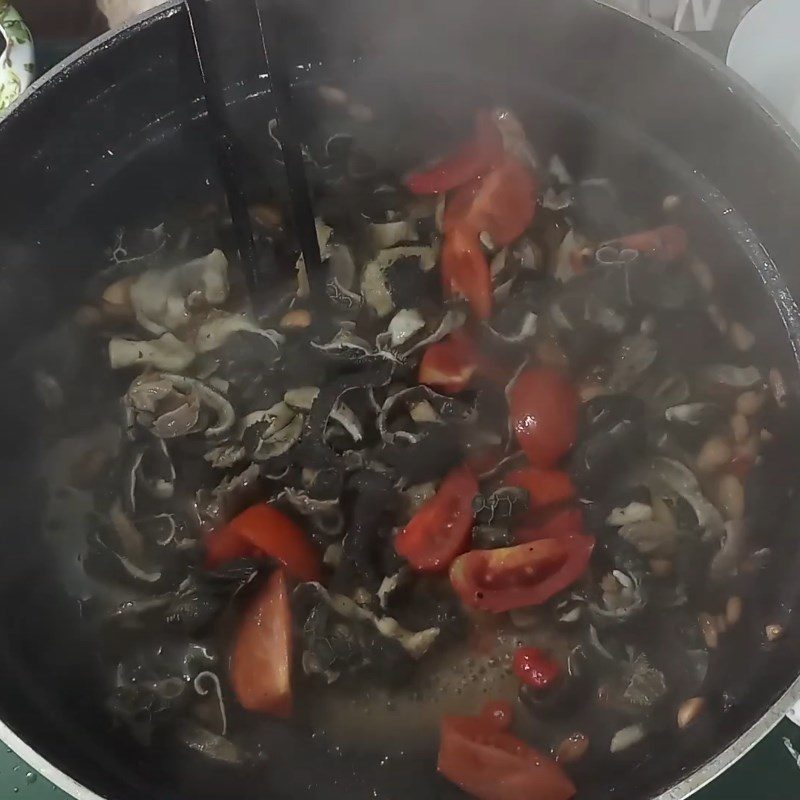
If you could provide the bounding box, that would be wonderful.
[184,0,322,293]
[254,0,322,273]
[185,0,262,291]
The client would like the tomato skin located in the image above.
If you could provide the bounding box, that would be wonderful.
[205,527,258,567]
[404,110,503,195]
[449,535,594,613]
[210,503,322,582]
[509,369,578,468]
[420,330,512,393]
[442,226,493,320]
[504,468,575,510]
[515,507,584,543]
[230,569,293,717]
[443,173,481,233]
[438,715,575,800]
[513,647,561,690]
[395,465,478,571]
[438,148,537,321]
[419,331,479,394]
[615,225,688,262]
[456,155,538,247]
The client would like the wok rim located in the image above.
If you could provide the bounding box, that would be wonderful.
[0,2,799,799]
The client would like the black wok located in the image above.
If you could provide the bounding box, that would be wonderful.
[0,1,799,799]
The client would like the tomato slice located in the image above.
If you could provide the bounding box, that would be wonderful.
[446,155,537,247]
[504,468,575,510]
[515,507,584,543]
[614,225,688,262]
[443,174,482,233]
[438,715,575,800]
[205,527,259,567]
[209,503,322,582]
[230,569,293,717]
[419,330,479,394]
[509,369,578,468]
[404,110,503,195]
[449,535,594,613]
[395,465,478,571]
[419,329,512,393]
[442,226,493,320]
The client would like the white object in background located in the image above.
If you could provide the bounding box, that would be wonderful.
[674,0,723,31]
[607,0,739,31]
[727,0,800,134]
[0,2,34,113]
[97,0,162,29]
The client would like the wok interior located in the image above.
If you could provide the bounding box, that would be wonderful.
[1,2,800,799]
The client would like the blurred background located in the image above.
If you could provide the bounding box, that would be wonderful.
[9,0,761,72]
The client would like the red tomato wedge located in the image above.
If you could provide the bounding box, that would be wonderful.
[404,110,503,195]
[230,569,293,717]
[205,527,258,567]
[449,535,594,613]
[208,503,322,582]
[509,369,578,468]
[446,155,537,247]
[420,330,512,393]
[395,465,478,571]
[442,225,493,320]
[419,330,479,394]
[443,175,482,233]
[504,468,575,510]
[438,715,575,800]
[515,507,584,543]
[614,224,688,262]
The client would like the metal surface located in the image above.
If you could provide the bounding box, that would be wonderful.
[9,726,800,800]
[654,679,800,799]
[0,673,796,800]
[789,700,800,728]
